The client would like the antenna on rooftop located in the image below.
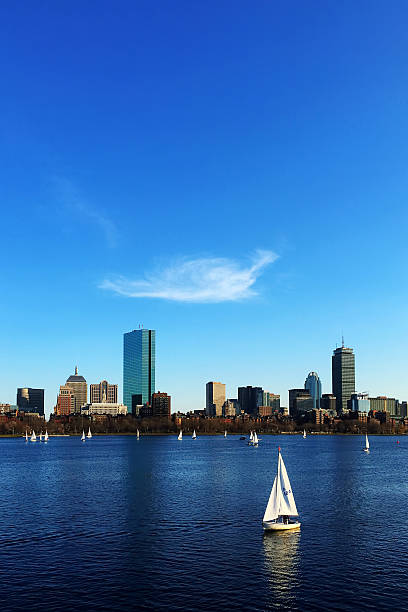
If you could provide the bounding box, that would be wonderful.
[341,333,344,348]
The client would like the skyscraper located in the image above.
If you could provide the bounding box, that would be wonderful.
[304,372,322,409]
[90,380,118,404]
[237,386,263,416]
[123,329,155,412]
[206,382,226,416]
[332,344,355,415]
[65,366,87,413]
[16,388,44,415]
[289,388,314,416]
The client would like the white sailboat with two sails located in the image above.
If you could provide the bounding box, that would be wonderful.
[263,448,300,531]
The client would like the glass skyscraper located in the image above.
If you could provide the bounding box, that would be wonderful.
[304,372,322,409]
[123,329,155,412]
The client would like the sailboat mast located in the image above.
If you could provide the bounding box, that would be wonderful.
[276,447,282,514]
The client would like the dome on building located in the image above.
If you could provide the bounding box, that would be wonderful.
[66,366,86,383]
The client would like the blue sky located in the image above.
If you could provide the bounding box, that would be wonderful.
[1,1,408,416]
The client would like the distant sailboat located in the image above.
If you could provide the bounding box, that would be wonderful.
[137,429,140,440]
[30,430,37,442]
[249,431,254,443]
[39,432,43,442]
[303,429,306,439]
[81,430,86,442]
[253,432,259,446]
[363,434,370,452]
[25,430,28,442]
[44,430,49,443]
[263,448,301,531]
[192,429,197,439]
[224,430,227,438]
[87,427,92,439]
[178,430,183,441]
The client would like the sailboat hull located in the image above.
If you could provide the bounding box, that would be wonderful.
[263,520,301,531]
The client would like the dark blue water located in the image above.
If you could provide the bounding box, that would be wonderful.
[0,434,407,611]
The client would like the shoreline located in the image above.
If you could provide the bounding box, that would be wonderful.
[0,432,405,438]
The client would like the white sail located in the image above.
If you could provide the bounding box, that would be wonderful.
[365,434,369,450]
[249,431,254,441]
[39,432,43,442]
[30,430,36,442]
[263,473,280,522]
[253,432,259,444]
[224,430,227,437]
[303,429,306,438]
[279,454,298,516]
[178,430,183,440]
[87,427,92,439]
[192,429,196,439]
[137,429,140,439]
[25,431,28,442]
[44,430,49,442]
[263,452,298,523]
[81,430,86,441]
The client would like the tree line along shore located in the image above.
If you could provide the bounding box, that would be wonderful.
[0,414,405,437]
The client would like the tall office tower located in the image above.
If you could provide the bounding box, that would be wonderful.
[289,388,314,416]
[304,372,322,409]
[55,385,75,416]
[332,344,355,415]
[123,329,155,412]
[206,382,226,417]
[66,366,88,413]
[90,380,118,404]
[151,392,171,418]
[237,386,263,416]
[16,388,45,415]
[262,391,281,412]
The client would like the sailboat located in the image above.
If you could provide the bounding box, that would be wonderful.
[25,430,28,442]
[303,429,306,439]
[30,430,37,442]
[44,430,49,443]
[248,431,254,445]
[81,430,86,442]
[177,430,183,441]
[87,427,92,439]
[137,429,140,440]
[363,434,370,452]
[263,448,300,531]
[39,432,43,442]
[192,430,197,439]
[224,430,227,438]
[252,432,259,446]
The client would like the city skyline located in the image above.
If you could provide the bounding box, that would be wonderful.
[2,3,408,415]
[5,335,408,419]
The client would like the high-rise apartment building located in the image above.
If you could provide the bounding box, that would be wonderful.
[90,380,118,404]
[206,382,226,417]
[16,388,45,415]
[65,366,87,413]
[55,385,75,416]
[304,372,322,409]
[332,345,355,415]
[238,386,263,416]
[151,392,171,418]
[123,329,155,412]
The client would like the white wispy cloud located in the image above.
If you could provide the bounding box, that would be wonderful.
[52,177,118,248]
[100,250,278,303]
